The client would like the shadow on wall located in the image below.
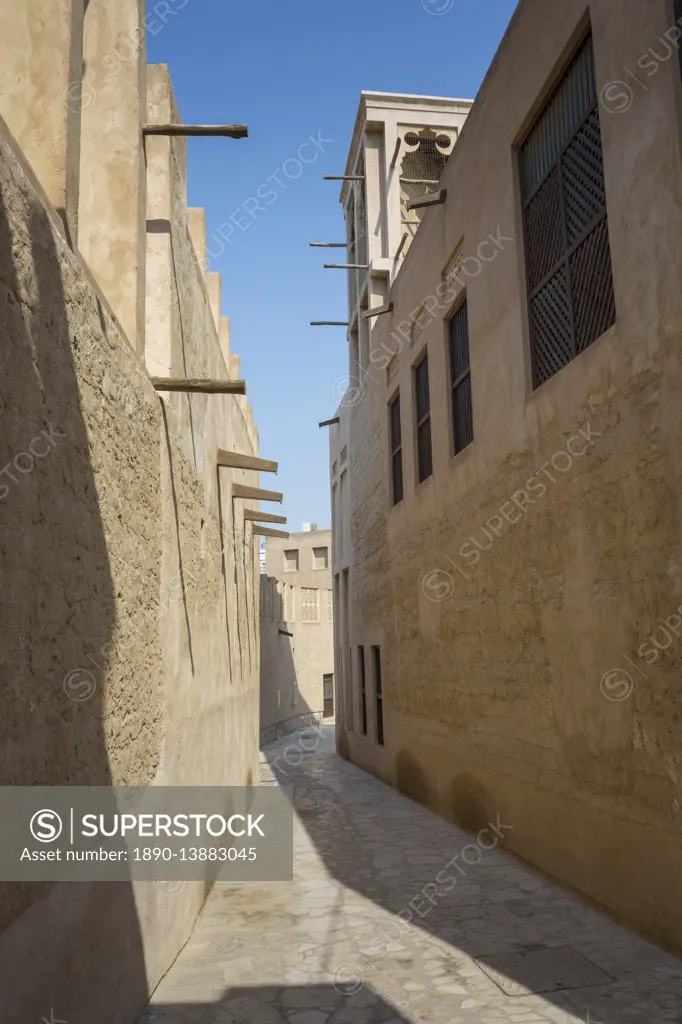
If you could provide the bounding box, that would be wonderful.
[395,752,494,833]
[259,579,325,746]
[142,985,412,1023]
[263,725,675,1024]
[0,164,147,1018]
[260,626,319,745]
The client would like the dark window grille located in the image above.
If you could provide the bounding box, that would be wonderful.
[359,647,367,735]
[414,355,432,483]
[449,300,474,454]
[389,393,403,505]
[373,646,384,746]
[521,33,616,389]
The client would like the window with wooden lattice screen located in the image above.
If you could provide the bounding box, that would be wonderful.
[301,588,319,622]
[521,33,616,389]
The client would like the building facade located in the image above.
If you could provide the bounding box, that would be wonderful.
[330,0,682,954]
[260,527,334,743]
[340,91,472,392]
[0,5,265,1021]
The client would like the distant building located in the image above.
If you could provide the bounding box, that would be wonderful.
[259,527,334,744]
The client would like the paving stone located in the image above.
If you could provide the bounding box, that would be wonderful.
[139,726,682,1024]
[287,1012,330,1024]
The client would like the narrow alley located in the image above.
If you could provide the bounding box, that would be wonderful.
[141,727,682,1024]
[3,2,682,1019]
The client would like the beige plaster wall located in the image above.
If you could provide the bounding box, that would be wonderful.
[260,531,334,741]
[78,0,147,354]
[0,0,83,242]
[0,53,260,1023]
[335,0,682,954]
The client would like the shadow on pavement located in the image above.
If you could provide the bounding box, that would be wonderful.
[261,723,682,1024]
[142,984,411,1023]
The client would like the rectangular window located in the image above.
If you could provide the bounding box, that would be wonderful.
[342,569,351,728]
[359,647,368,735]
[449,299,474,454]
[339,471,347,562]
[313,546,329,570]
[521,33,616,389]
[284,549,299,572]
[373,646,384,746]
[333,574,341,722]
[414,355,432,483]
[301,588,319,621]
[323,673,334,718]
[389,393,403,505]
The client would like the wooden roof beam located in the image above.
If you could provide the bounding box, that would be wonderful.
[406,189,447,212]
[151,377,246,395]
[217,451,278,473]
[144,124,248,138]
[252,527,289,539]
[244,510,287,525]
[232,484,283,503]
[324,263,369,270]
[362,303,394,320]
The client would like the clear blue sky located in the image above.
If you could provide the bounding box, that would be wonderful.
[147,0,518,532]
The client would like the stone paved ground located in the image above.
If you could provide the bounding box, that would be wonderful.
[141,725,682,1024]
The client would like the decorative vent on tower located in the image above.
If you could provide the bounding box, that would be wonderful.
[399,128,456,253]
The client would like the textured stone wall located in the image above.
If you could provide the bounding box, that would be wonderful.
[0,69,260,1021]
[338,0,682,954]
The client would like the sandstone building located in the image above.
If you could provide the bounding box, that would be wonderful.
[260,526,334,743]
[329,0,682,954]
[0,3,270,1021]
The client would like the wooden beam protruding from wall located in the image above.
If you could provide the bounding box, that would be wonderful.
[406,189,447,212]
[244,510,287,525]
[217,451,278,473]
[150,377,246,395]
[362,303,394,319]
[252,527,290,539]
[324,263,369,270]
[232,484,283,503]
[143,124,248,138]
